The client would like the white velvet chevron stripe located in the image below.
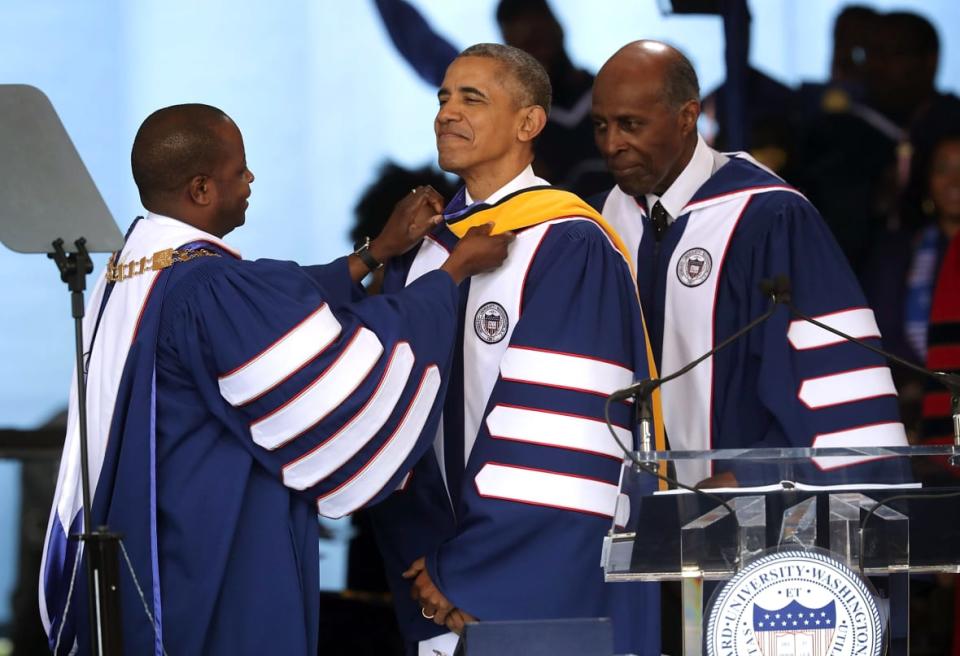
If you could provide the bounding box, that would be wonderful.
[798,366,896,409]
[474,463,619,518]
[316,365,441,518]
[787,308,880,350]
[250,327,383,450]
[485,404,627,459]
[499,346,633,397]
[811,421,907,469]
[218,303,342,406]
[282,342,415,490]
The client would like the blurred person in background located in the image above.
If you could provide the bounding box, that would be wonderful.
[495,0,613,196]
[699,2,799,177]
[863,133,960,436]
[796,9,960,274]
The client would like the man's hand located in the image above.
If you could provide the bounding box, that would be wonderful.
[403,557,455,626]
[695,470,738,489]
[368,185,445,262]
[440,224,515,284]
[445,608,477,635]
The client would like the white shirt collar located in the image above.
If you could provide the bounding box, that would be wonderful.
[644,133,712,223]
[464,164,547,206]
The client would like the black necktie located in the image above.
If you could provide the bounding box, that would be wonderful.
[651,201,670,242]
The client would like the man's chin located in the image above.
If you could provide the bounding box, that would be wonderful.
[612,175,649,198]
[437,153,464,176]
[223,215,245,237]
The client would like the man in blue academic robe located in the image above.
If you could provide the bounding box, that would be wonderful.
[39,103,512,655]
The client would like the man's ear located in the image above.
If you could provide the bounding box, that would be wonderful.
[517,105,548,144]
[188,175,214,206]
[678,98,701,137]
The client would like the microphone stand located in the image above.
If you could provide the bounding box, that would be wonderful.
[49,238,123,656]
[611,277,788,462]
[603,279,791,559]
[0,85,128,656]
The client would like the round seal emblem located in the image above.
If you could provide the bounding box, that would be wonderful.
[474,302,508,344]
[677,247,712,287]
[705,549,884,656]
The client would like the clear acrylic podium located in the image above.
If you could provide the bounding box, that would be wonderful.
[602,445,960,655]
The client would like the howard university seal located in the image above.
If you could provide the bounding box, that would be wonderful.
[677,247,712,287]
[705,549,883,656]
[474,302,508,344]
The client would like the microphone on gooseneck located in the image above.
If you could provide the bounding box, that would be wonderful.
[602,277,790,548]
[608,278,788,405]
[608,291,781,468]
[767,274,960,454]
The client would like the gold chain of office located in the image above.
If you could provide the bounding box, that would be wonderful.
[106,247,221,282]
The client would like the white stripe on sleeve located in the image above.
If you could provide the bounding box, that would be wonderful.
[811,422,908,469]
[474,463,619,518]
[787,308,880,351]
[219,304,342,406]
[316,365,441,518]
[282,343,415,490]
[499,346,634,397]
[250,327,383,450]
[485,404,627,459]
[798,366,896,409]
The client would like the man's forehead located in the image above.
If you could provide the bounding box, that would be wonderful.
[440,56,507,92]
[605,57,663,84]
[593,73,662,112]
[216,120,244,144]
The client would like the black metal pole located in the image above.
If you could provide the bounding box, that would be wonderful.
[951,392,960,468]
[85,529,125,655]
[49,237,123,655]
[71,288,100,656]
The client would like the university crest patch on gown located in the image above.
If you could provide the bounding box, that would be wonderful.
[676,247,712,287]
[474,301,508,343]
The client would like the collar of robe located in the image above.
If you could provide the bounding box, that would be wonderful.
[444,185,634,273]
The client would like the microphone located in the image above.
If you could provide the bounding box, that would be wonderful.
[608,279,789,451]
[768,274,960,457]
[759,275,792,304]
[610,276,793,404]
[601,278,791,556]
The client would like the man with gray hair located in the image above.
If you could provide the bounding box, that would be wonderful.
[371,43,661,655]
[591,40,905,489]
